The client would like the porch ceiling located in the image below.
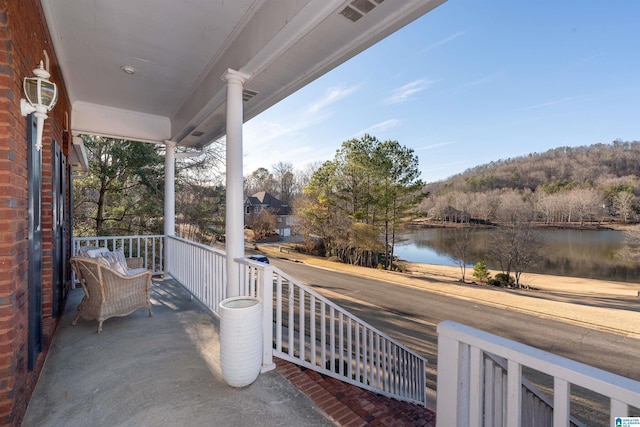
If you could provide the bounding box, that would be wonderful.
[41,0,445,148]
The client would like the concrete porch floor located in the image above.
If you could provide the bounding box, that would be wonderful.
[23,279,337,426]
[24,278,436,426]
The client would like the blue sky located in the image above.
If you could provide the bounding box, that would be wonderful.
[243,0,640,184]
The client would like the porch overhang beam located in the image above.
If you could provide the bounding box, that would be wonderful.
[71,101,171,144]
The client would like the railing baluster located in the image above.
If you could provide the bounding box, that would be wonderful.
[506,359,522,426]
[338,312,344,376]
[382,338,388,392]
[375,333,381,389]
[355,322,361,384]
[368,329,374,388]
[299,287,305,362]
[469,346,483,427]
[288,282,294,357]
[310,295,316,366]
[276,277,283,353]
[484,357,495,425]
[329,306,335,374]
[321,301,326,369]
[610,399,628,422]
[347,318,352,380]
[553,377,570,426]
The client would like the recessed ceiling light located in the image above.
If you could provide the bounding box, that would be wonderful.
[121,65,137,75]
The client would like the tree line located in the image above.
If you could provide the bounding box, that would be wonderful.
[419,140,640,225]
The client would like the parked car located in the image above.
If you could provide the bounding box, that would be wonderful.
[248,255,269,264]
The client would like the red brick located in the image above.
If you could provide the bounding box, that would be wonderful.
[330,406,357,422]
[0,0,71,425]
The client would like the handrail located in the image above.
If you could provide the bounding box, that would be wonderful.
[236,257,429,406]
[436,320,640,427]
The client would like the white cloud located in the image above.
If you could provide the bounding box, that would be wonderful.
[416,141,456,151]
[419,30,466,54]
[384,79,435,104]
[465,71,504,87]
[519,94,599,111]
[307,84,361,113]
[352,119,402,138]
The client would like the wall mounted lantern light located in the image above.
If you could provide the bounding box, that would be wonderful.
[20,61,58,151]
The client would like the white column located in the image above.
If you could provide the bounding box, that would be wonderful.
[164,140,176,237]
[164,140,176,274]
[223,69,250,297]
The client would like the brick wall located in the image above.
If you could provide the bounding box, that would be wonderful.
[0,0,71,424]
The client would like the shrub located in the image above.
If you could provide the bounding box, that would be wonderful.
[488,278,502,287]
[472,261,490,283]
[495,272,515,286]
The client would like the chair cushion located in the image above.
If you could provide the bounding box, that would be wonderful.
[99,250,129,275]
[86,247,110,258]
[77,246,98,256]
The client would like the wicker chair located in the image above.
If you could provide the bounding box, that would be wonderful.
[70,256,153,333]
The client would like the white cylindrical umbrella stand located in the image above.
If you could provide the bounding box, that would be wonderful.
[219,296,263,387]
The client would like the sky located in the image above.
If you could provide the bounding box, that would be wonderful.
[242,0,640,184]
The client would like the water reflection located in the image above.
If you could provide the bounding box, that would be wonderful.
[394,228,640,283]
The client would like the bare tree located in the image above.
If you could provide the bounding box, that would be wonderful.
[450,225,475,282]
[613,191,636,223]
[495,190,532,223]
[244,167,275,196]
[247,208,278,242]
[489,220,544,288]
[469,191,496,223]
[570,188,605,226]
[272,161,296,205]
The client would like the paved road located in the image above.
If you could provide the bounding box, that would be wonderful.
[270,257,640,386]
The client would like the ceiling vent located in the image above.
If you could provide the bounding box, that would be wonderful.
[339,0,378,22]
[339,6,362,22]
[242,89,259,102]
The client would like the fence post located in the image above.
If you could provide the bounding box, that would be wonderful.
[437,323,463,427]
[260,264,276,373]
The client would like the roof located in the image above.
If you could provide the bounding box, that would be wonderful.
[40,0,446,147]
[245,191,291,216]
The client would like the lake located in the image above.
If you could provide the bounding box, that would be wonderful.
[394,227,640,283]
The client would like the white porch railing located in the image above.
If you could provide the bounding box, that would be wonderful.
[72,235,165,275]
[436,320,640,427]
[235,257,428,406]
[482,353,585,427]
[164,235,428,406]
[165,236,227,313]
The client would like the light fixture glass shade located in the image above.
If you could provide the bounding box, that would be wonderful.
[23,77,58,110]
[20,61,58,151]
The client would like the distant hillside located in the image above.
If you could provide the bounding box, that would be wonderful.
[418,140,640,225]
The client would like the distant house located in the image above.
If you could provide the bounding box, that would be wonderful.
[244,192,292,237]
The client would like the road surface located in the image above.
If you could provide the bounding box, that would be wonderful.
[270,257,640,387]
